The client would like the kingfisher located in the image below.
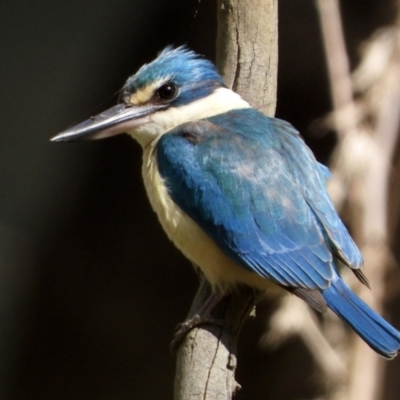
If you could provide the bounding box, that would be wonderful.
[52,46,400,359]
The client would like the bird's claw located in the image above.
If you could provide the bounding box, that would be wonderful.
[170,314,226,353]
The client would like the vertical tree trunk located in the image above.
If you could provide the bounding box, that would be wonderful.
[173,1,278,398]
[216,0,278,116]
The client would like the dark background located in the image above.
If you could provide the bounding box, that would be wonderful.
[0,0,399,399]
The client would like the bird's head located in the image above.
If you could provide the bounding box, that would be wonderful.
[51,46,249,147]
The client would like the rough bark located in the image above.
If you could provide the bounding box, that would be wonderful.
[174,279,258,400]
[216,0,278,116]
[173,1,278,399]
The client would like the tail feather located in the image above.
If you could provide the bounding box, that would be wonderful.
[322,276,400,359]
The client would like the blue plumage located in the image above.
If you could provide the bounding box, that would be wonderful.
[156,108,400,358]
[157,108,363,284]
[156,111,334,289]
[122,47,224,106]
[323,277,400,359]
[52,46,400,359]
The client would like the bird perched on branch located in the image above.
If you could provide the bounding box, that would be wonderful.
[52,46,400,359]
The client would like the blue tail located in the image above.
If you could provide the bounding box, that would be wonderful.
[322,276,400,359]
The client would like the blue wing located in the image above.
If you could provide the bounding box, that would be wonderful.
[156,108,363,290]
[269,118,363,269]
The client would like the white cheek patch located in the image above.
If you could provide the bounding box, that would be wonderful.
[127,87,250,148]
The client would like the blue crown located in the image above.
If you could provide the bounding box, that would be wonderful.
[122,46,225,105]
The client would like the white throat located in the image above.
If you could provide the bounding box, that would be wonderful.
[127,87,250,147]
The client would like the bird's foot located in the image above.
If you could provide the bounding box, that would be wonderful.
[170,314,226,353]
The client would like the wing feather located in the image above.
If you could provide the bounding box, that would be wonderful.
[156,110,356,291]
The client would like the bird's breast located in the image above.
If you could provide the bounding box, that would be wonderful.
[140,142,277,293]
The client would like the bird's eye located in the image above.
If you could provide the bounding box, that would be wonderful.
[157,83,178,100]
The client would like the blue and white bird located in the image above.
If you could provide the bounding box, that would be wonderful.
[52,46,400,359]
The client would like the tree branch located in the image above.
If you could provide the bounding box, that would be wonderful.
[173,1,278,398]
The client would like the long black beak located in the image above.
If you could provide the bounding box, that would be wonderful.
[51,103,167,142]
